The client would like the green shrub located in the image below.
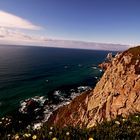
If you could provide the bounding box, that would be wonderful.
[0,113,140,140]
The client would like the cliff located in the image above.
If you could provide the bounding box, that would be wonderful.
[47,46,140,128]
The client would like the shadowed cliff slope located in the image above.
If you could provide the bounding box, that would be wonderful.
[48,46,140,128]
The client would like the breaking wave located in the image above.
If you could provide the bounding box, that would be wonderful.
[19,86,92,129]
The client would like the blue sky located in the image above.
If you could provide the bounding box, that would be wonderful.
[0,0,140,46]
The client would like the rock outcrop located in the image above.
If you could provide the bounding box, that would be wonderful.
[47,46,140,128]
[98,62,111,71]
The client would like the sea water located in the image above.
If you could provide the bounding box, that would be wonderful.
[0,45,115,117]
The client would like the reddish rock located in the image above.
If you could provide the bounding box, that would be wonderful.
[24,99,39,113]
[98,62,111,71]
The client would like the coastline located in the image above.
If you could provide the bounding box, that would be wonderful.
[19,85,93,129]
[0,45,108,118]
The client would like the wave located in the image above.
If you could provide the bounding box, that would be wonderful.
[19,85,92,129]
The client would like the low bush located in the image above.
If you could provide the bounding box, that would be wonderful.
[0,113,140,140]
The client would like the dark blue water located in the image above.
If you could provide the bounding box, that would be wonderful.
[0,45,112,116]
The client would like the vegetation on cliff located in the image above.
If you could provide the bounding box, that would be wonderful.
[0,113,140,139]
[123,46,140,74]
[125,46,140,58]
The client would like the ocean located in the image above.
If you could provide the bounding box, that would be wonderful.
[0,45,115,117]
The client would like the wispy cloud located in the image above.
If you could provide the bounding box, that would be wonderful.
[0,10,42,30]
[0,27,129,51]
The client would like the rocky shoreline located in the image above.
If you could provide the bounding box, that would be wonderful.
[18,86,92,129]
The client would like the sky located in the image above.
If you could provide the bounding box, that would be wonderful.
[0,0,140,49]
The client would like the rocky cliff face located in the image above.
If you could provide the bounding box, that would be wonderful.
[47,46,140,128]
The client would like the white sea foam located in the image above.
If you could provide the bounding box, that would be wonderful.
[92,66,97,69]
[99,69,103,72]
[33,123,42,130]
[53,90,60,96]
[78,86,91,92]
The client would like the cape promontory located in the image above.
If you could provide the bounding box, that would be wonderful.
[47,46,140,128]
